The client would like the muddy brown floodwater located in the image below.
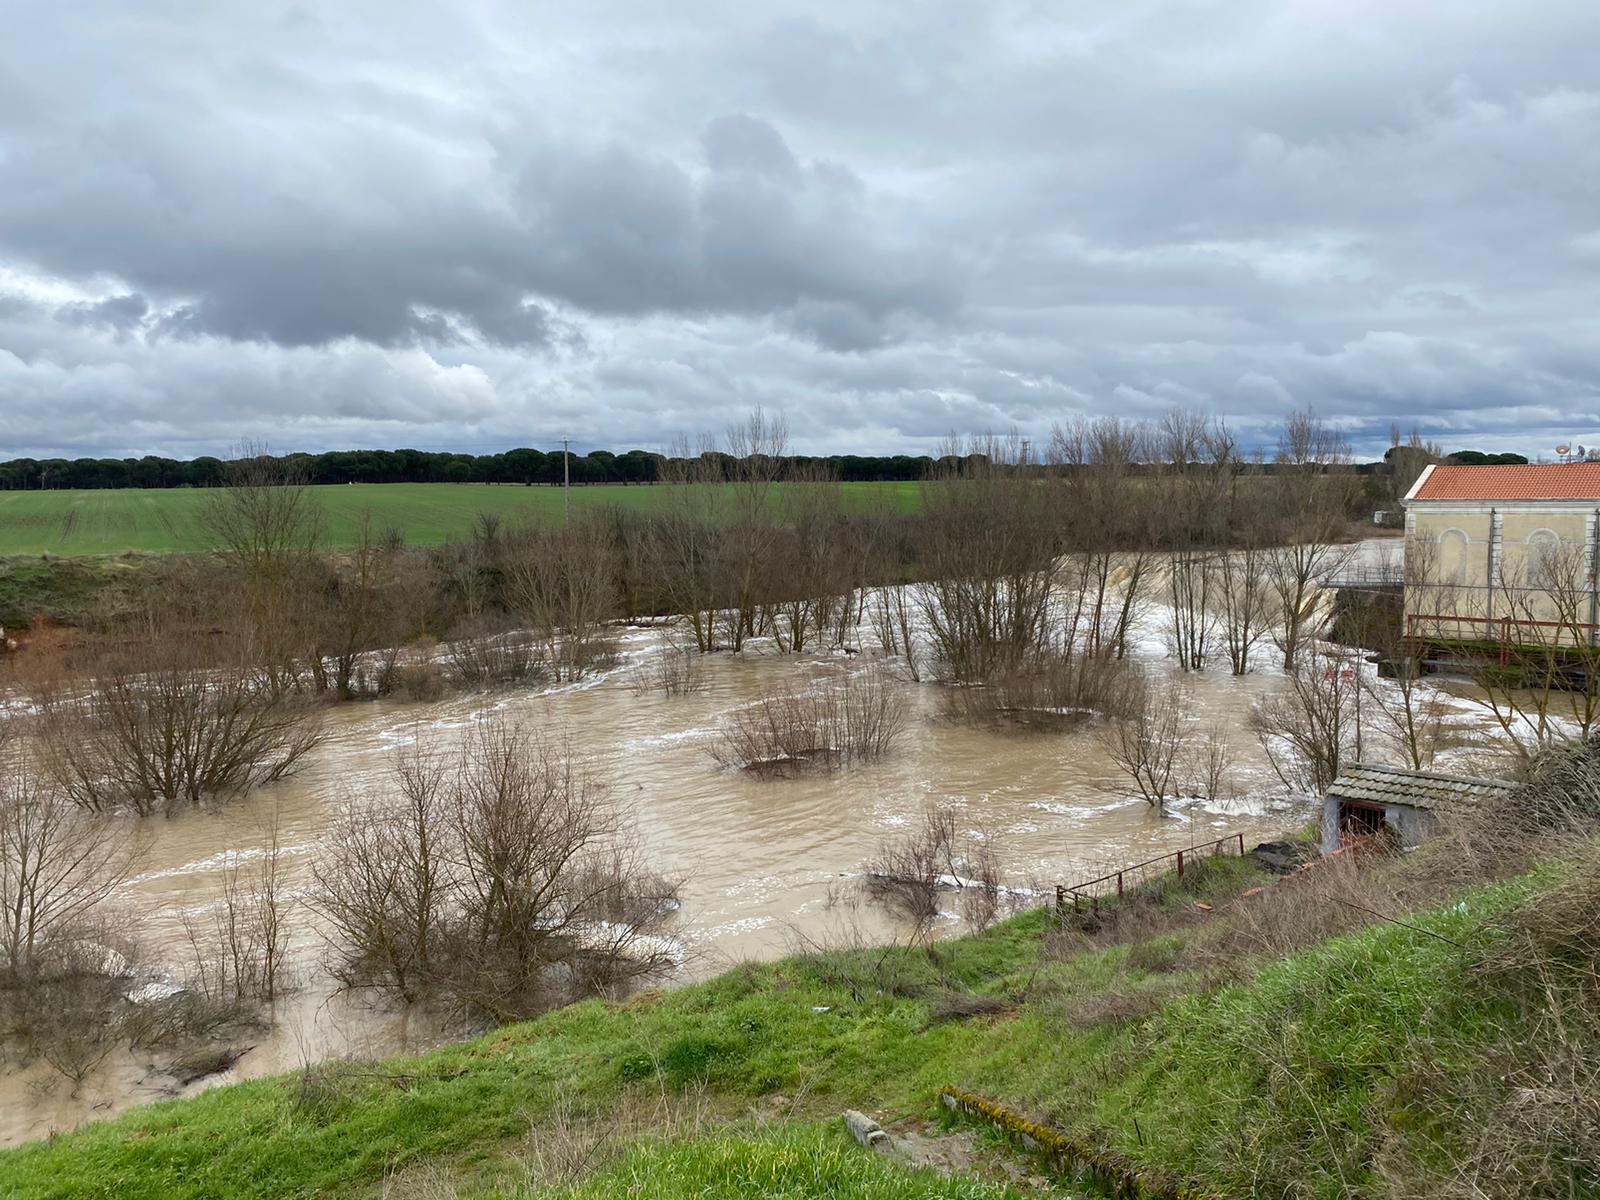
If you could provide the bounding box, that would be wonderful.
[4,553,1454,1145]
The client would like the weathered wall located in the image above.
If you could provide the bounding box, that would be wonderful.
[1404,503,1600,645]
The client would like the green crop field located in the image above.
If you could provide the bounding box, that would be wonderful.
[0,482,922,556]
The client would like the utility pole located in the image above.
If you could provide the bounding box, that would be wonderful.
[562,436,571,525]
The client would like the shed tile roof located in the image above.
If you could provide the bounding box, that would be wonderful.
[1325,762,1518,813]
[1407,462,1600,502]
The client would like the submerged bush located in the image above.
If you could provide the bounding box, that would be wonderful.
[709,666,907,774]
[311,717,677,1021]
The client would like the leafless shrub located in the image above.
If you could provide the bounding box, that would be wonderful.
[179,812,293,1006]
[202,443,327,693]
[916,435,1060,683]
[291,1057,370,1126]
[1125,934,1186,973]
[0,761,133,980]
[1469,747,1600,859]
[1097,678,1188,809]
[631,630,705,697]
[1248,644,1361,795]
[312,748,455,1004]
[1375,843,1600,1199]
[28,626,322,816]
[1057,985,1170,1030]
[709,667,907,774]
[119,989,246,1051]
[928,991,1008,1023]
[24,941,131,1091]
[865,805,1009,937]
[503,517,621,681]
[941,649,1139,732]
[440,620,546,690]
[1178,850,1398,971]
[869,585,922,681]
[312,719,676,1022]
[307,509,404,700]
[1188,720,1236,802]
[380,639,448,701]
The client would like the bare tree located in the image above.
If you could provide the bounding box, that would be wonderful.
[0,758,133,980]
[654,434,726,652]
[1466,540,1600,761]
[1050,416,1154,659]
[1211,472,1277,676]
[308,509,401,699]
[503,515,620,680]
[1350,538,1449,770]
[1250,644,1362,794]
[1267,409,1358,669]
[313,748,451,1002]
[312,719,675,1020]
[916,434,1059,683]
[1097,678,1188,809]
[202,443,325,692]
[631,627,706,697]
[28,604,322,815]
[769,462,850,654]
[1153,412,1239,673]
[719,408,789,651]
[180,809,293,1005]
[1380,424,1442,510]
[1188,720,1236,802]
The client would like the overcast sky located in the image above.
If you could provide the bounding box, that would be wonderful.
[3,1,1599,461]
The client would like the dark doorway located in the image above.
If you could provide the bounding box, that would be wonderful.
[1338,800,1387,844]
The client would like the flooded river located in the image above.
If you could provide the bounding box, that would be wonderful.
[2,545,1484,1144]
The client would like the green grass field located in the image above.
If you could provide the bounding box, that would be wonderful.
[0,482,924,556]
[0,863,1550,1200]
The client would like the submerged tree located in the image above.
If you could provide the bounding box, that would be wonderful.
[312,719,676,1021]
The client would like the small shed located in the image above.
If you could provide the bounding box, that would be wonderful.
[1320,762,1518,853]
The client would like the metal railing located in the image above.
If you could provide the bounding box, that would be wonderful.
[1322,565,1406,589]
[1053,832,1247,920]
[1405,612,1600,665]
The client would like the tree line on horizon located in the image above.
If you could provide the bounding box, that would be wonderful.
[0,441,1529,492]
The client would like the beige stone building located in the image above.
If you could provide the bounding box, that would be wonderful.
[1402,462,1600,647]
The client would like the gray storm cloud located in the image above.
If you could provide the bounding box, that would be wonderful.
[1,1,1598,458]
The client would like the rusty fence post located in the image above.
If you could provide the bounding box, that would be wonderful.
[1176,849,1184,878]
[1055,884,1065,924]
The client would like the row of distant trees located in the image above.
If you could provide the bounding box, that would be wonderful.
[0,442,1526,491]
[0,448,940,490]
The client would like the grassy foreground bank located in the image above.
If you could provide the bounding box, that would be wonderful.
[0,482,922,556]
[0,843,1581,1200]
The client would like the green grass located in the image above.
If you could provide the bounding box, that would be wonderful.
[0,555,157,628]
[0,864,1559,1200]
[531,1124,1024,1200]
[0,483,923,556]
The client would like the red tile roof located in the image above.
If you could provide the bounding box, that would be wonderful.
[1408,462,1600,502]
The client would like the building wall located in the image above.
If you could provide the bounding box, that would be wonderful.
[1404,502,1600,645]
